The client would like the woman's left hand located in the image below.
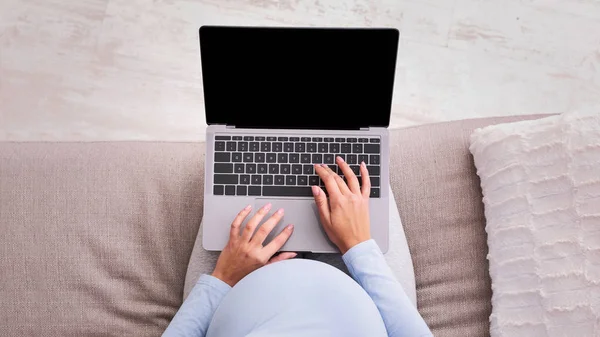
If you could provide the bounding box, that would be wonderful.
[211,203,296,287]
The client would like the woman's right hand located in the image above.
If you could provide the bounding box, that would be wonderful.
[311,157,372,254]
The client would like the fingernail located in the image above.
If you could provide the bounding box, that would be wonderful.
[311,185,320,196]
[244,204,252,210]
[361,161,366,167]
[288,224,294,230]
[321,164,327,168]
[263,203,272,211]
[337,156,345,162]
[277,208,284,215]
[291,253,298,258]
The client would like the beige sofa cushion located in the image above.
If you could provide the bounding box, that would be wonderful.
[0,142,205,336]
[389,115,549,337]
[0,115,547,336]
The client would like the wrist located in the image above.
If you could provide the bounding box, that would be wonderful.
[211,270,235,287]
[339,238,370,254]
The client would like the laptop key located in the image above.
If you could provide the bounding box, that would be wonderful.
[337,154,346,161]
[214,185,224,195]
[275,175,285,185]
[249,186,261,196]
[267,136,277,141]
[257,164,267,174]
[301,154,311,163]
[290,137,300,142]
[309,175,319,186]
[328,165,338,174]
[364,144,380,153]
[329,143,340,153]
[255,153,265,163]
[358,138,368,143]
[292,164,302,175]
[347,138,357,143]
[324,154,334,164]
[214,152,230,162]
[278,137,288,141]
[238,142,248,152]
[225,185,235,195]
[295,143,305,152]
[214,163,233,173]
[370,155,380,165]
[286,176,296,185]
[301,137,311,142]
[347,155,357,164]
[358,154,369,164]
[349,165,360,175]
[269,164,279,174]
[250,142,259,151]
[215,141,226,151]
[235,164,244,173]
[255,136,266,141]
[312,137,323,142]
[370,176,380,187]
[215,136,231,140]
[335,137,345,142]
[252,175,261,185]
[289,153,300,163]
[352,144,363,153]
[367,165,380,176]
[266,153,277,163]
[370,138,380,143]
[341,144,352,153]
[298,175,308,185]
[281,164,291,175]
[284,143,294,152]
[273,142,283,152]
[236,186,247,196]
[317,143,328,153]
[232,136,242,140]
[214,174,238,185]
[246,164,256,174]
[263,175,274,185]
[263,186,313,197]
[240,175,250,185]
[312,154,323,164]
[261,142,271,152]
[324,137,334,142]
[370,188,380,198]
[232,152,242,162]
[277,153,288,163]
[243,153,253,162]
[227,141,236,151]
[244,136,254,141]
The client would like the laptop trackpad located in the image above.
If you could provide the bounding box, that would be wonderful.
[253,198,332,252]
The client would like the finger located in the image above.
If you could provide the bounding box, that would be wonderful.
[230,205,252,240]
[263,224,294,257]
[314,164,341,197]
[251,208,285,245]
[360,161,371,198]
[242,203,272,241]
[322,163,351,195]
[267,252,297,264]
[336,156,360,194]
[312,185,331,225]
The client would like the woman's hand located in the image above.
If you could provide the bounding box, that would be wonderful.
[212,204,296,287]
[312,157,372,254]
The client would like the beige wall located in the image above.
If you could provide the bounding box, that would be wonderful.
[1,0,599,141]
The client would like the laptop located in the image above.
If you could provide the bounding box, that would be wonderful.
[200,26,399,253]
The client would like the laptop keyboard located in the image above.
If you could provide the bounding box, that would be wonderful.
[212,135,381,198]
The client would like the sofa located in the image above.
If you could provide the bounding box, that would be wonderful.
[0,114,546,336]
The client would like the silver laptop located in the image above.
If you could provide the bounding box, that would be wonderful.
[200,26,399,253]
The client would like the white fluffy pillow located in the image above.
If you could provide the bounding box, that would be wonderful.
[469,109,600,337]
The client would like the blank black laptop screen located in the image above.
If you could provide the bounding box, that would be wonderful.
[200,26,399,130]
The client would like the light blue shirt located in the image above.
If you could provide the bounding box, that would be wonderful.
[163,240,433,337]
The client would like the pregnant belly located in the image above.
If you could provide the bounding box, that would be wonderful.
[206,259,388,337]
